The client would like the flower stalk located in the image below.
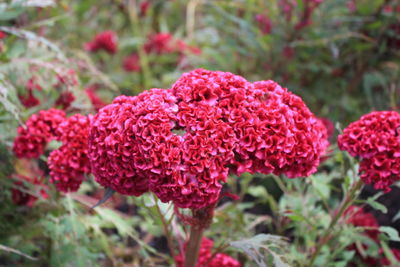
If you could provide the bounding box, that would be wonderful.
[306,179,363,266]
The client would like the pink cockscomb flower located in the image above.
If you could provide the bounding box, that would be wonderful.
[89,69,328,209]
[18,78,42,108]
[338,111,400,192]
[123,53,141,72]
[345,205,380,242]
[172,69,329,178]
[55,91,75,110]
[13,109,66,158]
[175,238,241,267]
[144,33,174,54]
[0,31,6,39]
[85,31,118,54]
[48,114,91,192]
[255,14,272,35]
[139,0,150,17]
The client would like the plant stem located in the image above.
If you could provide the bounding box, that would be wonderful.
[306,179,363,267]
[184,225,204,267]
[154,195,176,259]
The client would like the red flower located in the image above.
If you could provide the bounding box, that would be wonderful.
[123,53,141,72]
[139,0,150,17]
[85,85,107,111]
[55,91,75,110]
[175,238,241,267]
[18,78,42,108]
[48,114,91,192]
[85,31,118,54]
[338,111,400,192]
[345,206,380,241]
[0,31,6,39]
[89,69,328,209]
[13,109,66,158]
[255,14,272,35]
[144,33,174,54]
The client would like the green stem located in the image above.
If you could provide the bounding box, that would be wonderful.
[153,195,176,259]
[184,226,204,267]
[306,179,363,267]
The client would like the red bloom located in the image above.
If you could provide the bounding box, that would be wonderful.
[338,111,400,192]
[85,31,118,54]
[172,69,328,178]
[13,109,66,158]
[18,78,42,108]
[345,206,380,241]
[175,238,241,267]
[144,33,174,54]
[140,0,150,17]
[255,14,272,35]
[0,31,6,39]
[123,53,141,72]
[55,91,75,110]
[48,114,91,192]
[85,85,107,111]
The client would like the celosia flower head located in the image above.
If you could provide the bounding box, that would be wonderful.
[48,114,91,192]
[175,238,241,267]
[55,91,75,110]
[13,109,66,158]
[338,111,400,192]
[89,69,328,209]
[123,53,141,72]
[85,31,118,54]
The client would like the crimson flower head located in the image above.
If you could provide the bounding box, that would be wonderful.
[175,238,241,267]
[255,14,272,35]
[85,30,118,54]
[344,205,380,241]
[0,31,6,39]
[48,114,92,192]
[13,109,66,158]
[123,53,141,72]
[338,111,400,192]
[144,33,174,54]
[89,69,328,209]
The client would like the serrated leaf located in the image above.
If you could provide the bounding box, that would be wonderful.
[91,187,115,209]
[230,234,289,267]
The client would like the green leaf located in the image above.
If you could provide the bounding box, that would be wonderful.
[379,226,400,241]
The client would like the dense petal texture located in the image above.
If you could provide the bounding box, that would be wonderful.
[85,30,118,54]
[175,238,241,267]
[48,114,91,192]
[13,109,66,158]
[338,111,400,192]
[89,69,328,209]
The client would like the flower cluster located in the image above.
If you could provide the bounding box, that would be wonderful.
[89,69,328,209]
[13,109,66,158]
[85,30,118,54]
[338,111,400,192]
[175,238,241,267]
[48,114,92,192]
